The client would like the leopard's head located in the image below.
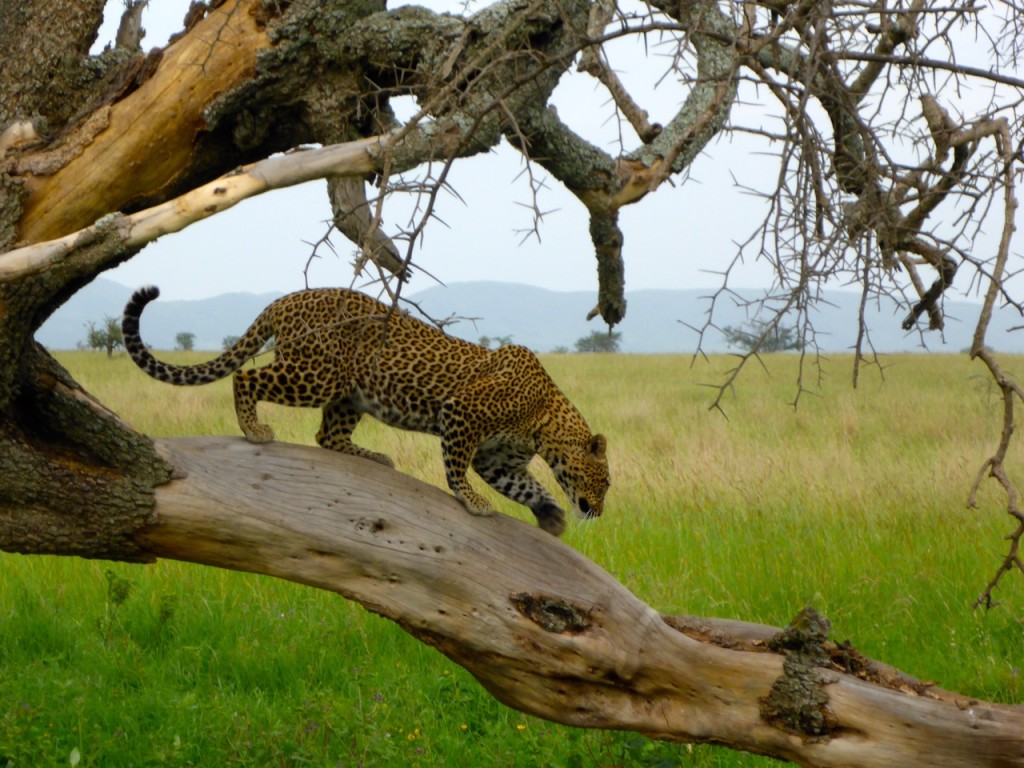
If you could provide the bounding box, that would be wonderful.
[556,433,610,520]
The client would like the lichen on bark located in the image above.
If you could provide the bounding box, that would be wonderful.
[761,606,837,739]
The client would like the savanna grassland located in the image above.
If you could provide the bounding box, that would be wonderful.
[2,350,1022,767]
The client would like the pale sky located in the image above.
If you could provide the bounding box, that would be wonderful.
[96,1,1020,303]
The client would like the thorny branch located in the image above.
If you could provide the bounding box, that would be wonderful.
[666,0,1024,601]
[578,0,663,143]
[969,349,1024,609]
[966,115,1023,608]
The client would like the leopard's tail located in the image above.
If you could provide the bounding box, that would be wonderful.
[122,285,271,385]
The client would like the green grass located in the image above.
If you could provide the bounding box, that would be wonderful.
[2,351,1022,766]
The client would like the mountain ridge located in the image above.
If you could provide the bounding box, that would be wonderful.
[36,278,1024,354]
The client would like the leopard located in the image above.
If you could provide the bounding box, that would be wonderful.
[122,285,610,536]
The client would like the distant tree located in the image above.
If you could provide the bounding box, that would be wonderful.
[175,332,196,352]
[223,335,240,351]
[551,346,570,354]
[84,316,123,358]
[480,335,515,348]
[722,321,802,353]
[574,330,621,353]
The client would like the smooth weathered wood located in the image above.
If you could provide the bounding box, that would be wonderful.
[137,436,1024,768]
[0,137,382,281]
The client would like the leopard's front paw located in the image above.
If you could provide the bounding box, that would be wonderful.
[534,502,566,537]
[456,489,495,517]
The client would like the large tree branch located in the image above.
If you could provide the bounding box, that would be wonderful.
[0,137,383,283]
[102,436,1024,768]
[0,344,173,560]
[0,3,1022,765]
[507,0,740,325]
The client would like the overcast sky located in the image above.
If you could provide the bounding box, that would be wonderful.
[96,0,1020,303]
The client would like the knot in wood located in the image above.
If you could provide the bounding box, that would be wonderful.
[355,517,387,534]
[511,593,590,634]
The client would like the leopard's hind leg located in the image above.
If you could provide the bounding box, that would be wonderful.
[233,360,335,445]
[317,398,395,467]
[232,367,276,443]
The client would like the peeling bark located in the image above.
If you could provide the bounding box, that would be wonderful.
[14,0,271,244]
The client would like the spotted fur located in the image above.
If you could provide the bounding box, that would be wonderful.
[122,286,610,535]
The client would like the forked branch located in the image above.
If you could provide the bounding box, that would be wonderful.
[968,349,1024,608]
[578,0,662,143]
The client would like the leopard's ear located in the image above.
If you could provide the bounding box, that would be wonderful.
[589,434,607,462]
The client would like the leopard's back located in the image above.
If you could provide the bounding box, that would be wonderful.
[334,294,492,432]
[125,286,494,416]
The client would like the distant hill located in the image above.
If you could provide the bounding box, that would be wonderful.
[39,281,284,352]
[407,282,1024,353]
[36,277,1024,354]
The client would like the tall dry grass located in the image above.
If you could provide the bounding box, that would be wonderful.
[0,349,1019,767]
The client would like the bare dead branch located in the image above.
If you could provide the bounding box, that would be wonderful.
[327,175,407,279]
[578,0,662,143]
[966,114,1024,608]
[130,436,1024,767]
[0,138,383,282]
